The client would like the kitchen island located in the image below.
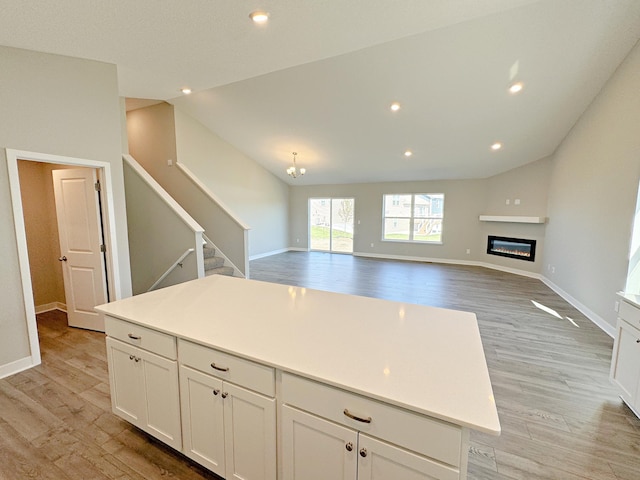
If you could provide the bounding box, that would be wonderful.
[97,274,500,480]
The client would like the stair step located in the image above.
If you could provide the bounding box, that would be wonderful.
[205,266,235,277]
[203,245,216,259]
[204,256,224,270]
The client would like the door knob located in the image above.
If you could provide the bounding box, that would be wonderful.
[58,256,67,262]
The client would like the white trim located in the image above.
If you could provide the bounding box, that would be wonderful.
[287,247,309,253]
[250,248,292,260]
[6,148,126,370]
[541,276,615,338]
[176,162,251,230]
[35,302,67,314]
[147,248,195,292]
[124,155,204,234]
[479,215,547,224]
[0,356,37,380]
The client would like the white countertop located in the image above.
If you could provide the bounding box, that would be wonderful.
[619,291,640,309]
[96,275,500,435]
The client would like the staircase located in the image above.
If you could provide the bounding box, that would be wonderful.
[203,244,235,277]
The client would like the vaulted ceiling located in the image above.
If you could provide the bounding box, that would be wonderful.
[2,0,640,184]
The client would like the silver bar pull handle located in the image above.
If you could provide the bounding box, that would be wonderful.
[128,333,141,340]
[210,362,230,372]
[343,409,372,424]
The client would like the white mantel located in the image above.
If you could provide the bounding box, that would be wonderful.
[479,215,547,224]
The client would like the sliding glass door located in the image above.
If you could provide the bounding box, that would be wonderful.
[309,198,354,253]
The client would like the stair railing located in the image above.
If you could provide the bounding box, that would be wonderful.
[147,248,195,292]
[175,162,250,278]
[123,155,206,293]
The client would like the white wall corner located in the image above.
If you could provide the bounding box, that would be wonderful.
[0,355,39,380]
[541,276,615,337]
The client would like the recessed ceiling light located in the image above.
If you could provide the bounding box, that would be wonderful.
[390,102,401,112]
[249,11,269,23]
[404,150,413,157]
[180,88,192,95]
[491,142,502,151]
[508,82,524,94]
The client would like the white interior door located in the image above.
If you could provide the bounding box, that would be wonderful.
[52,168,107,331]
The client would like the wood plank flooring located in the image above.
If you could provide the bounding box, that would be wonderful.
[250,252,640,480]
[1,251,638,479]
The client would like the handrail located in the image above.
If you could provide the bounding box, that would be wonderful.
[123,154,204,234]
[176,162,251,231]
[147,248,195,292]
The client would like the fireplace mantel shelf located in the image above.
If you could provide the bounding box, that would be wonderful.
[479,215,547,224]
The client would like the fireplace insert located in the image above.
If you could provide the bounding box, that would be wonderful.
[487,236,536,262]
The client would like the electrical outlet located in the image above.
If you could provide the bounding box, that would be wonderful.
[514,199,521,205]
[371,243,374,248]
[296,238,299,243]
[167,159,173,166]
[466,249,471,254]
[551,266,555,274]
[506,199,510,205]
[614,300,620,312]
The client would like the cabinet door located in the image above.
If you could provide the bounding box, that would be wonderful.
[611,319,640,407]
[106,337,145,427]
[223,382,276,480]
[357,435,459,480]
[282,405,357,480]
[179,365,226,477]
[139,347,182,450]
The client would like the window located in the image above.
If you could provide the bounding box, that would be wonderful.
[383,194,444,243]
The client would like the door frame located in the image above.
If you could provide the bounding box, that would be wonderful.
[6,148,123,367]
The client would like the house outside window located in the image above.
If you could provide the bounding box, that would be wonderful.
[383,193,444,243]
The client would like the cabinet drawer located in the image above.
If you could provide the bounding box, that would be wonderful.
[179,339,275,397]
[281,373,462,467]
[105,316,176,360]
[620,301,640,330]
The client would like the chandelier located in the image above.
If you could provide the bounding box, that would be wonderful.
[286,152,306,178]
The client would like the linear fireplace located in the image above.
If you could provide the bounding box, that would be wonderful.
[487,236,536,262]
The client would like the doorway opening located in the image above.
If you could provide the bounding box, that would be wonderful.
[6,149,122,369]
[309,198,355,253]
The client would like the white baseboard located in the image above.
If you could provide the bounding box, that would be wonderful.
[0,355,38,380]
[353,252,542,279]
[249,248,293,261]
[35,302,67,314]
[541,276,615,337]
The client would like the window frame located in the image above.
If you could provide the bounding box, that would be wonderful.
[382,193,444,244]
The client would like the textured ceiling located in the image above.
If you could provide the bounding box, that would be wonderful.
[2,0,640,184]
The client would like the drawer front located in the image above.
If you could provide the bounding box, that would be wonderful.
[179,339,275,397]
[281,373,462,467]
[105,316,176,360]
[620,301,640,330]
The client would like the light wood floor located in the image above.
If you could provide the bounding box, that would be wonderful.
[1,251,639,479]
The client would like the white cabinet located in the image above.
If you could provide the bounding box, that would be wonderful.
[105,335,182,450]
[179,340,276,480]
[281,373,463,480]
[611,300,640,416]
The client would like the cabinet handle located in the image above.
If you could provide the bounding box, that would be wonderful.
[210,362,230,372]
[343,409,372,424]
[213,389,220,396]
[134,357,140,363]
[127,333,141,340]
[636,339,640,343]
[221,392,228,399]
[129,355,134,360]
[345,442,353,452]
[359,448,367,458]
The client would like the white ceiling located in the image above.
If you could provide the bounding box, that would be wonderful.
[2,0,640,185]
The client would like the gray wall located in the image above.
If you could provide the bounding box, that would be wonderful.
[123,161,199,294]
[544,40,640,330]
[0,46,131,368]
[173,108,289,258]
[289,157,552,275]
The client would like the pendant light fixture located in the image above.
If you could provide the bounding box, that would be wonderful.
[286,152,306,178]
